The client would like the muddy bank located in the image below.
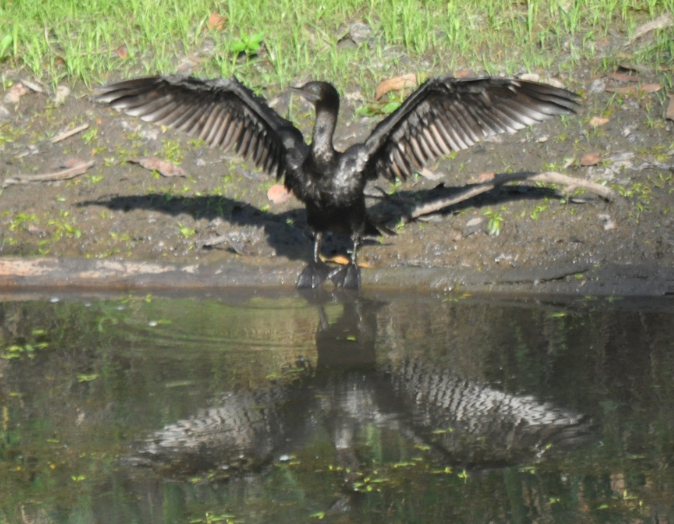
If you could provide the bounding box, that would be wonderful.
[1,66,673,295]
[1,257,673,297]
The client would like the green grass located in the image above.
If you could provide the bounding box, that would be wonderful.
[0,0,672,93]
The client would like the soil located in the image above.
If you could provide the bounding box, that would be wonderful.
[1,64,673,295]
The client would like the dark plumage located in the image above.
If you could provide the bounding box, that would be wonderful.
[94,74,580,289]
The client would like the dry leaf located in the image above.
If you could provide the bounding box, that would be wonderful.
[267,184,292,204]
[62,157,89,169]
[477,172,495,183]
[608,72,639,83]
[666,95,674,122]
[207,13,227,30]
[589,117,610,127]
[606,83,663,96]
[628,13,673,44]
[454,70,475,79]
[641,83,662,93]
[4,83,28,104]
[580,152,601,166]
[129,157,187,177]
[375,73,417,100]
[116,44,128,59]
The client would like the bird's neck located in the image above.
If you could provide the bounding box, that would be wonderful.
[309,105,338,165]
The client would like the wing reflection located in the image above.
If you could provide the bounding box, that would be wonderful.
[132,291,593,481]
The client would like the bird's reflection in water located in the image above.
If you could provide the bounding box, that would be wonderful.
[132,290,594,506]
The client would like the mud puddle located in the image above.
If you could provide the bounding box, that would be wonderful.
[1,289,674,522]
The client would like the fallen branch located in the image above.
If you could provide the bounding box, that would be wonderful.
[50,123,89,143]
[2,160,95,191]
[406,171,617,222]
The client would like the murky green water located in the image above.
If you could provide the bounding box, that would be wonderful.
[1,289,673,523]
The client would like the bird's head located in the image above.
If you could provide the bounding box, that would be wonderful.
[290,81,339,110]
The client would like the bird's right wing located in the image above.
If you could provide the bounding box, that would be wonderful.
[94,75,307,179]
[360,76,580,182]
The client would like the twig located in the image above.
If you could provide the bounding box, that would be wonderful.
[2,160,95,190]
[50,123,89,143]
[406,171,617,221]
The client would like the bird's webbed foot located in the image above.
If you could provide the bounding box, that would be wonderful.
[297,260,333,289]
[329,263,361,290]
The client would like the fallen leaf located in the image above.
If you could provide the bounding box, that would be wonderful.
[641,83,662,93]
[3,83,28,104]
[62,157,89,169]
[589,116,610,126]
[580,152,601,166]
[606,83,663,96]
[116,44,128,59]
[477,172,495,183]
[20,79,45,93]
[608,72,639,83]
[207,13,227,30]
[628,13,673,44]
[454,70,475,79]
[667,95,674,122]
[128,157,186,177]
[375,73,417,100]
[267,184,292,204]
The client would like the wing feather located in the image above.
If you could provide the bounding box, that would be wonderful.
[94,75,306,180]
[361,76,580,181]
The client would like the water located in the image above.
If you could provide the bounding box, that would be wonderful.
[1,289,673,523]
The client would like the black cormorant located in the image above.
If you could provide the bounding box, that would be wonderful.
[94,74,579,289]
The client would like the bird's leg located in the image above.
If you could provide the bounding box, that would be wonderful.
[297,233,331,289]
[330,234,361,290]
[313,232,323,262]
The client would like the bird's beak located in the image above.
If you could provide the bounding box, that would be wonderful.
[290,86,320,102]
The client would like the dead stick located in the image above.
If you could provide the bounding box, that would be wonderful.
[50,123,89,143]
[2,160,95,190]
[407,171,617,221]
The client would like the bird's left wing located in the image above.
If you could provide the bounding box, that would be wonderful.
[360,76,580,182]
[94,75,306,179]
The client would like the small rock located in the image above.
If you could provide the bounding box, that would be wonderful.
[536,135,549,143]
[466,217,483,228]
[54,85,70,106]
[622,126,635,137]
[139,128,158,141]
[519,73,540,82]
[0,104,10,121]
[546,78,565,88]
[419,167,444,180]
[597,214,616,230]
[200,38,216,56]
[349,23,372,45]
[588,78,606,94]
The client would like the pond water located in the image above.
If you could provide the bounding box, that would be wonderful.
[1,289,673,523]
